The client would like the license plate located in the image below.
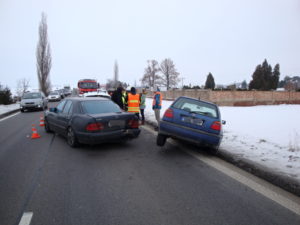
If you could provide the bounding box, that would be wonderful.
[108,120,125,127]
[182,116,203,126]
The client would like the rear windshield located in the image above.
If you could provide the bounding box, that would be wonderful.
[81,100,121,114]
[22,92,42,99]
[172,98,218,118]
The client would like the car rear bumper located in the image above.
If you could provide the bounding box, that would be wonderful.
[159,120,222,148]
[76,128,141,144]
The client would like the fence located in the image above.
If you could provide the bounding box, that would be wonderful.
[148,89,300,106]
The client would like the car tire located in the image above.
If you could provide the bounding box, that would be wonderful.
[210,146,219,155]
[67,127,79,148]
[156,133,167,146]
[20,109,24,113]
[44,119,52,133]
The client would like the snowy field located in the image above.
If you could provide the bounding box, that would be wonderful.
[144,98,300,181]
[0,100,299,182]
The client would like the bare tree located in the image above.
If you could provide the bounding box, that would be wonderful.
[141,60,161,89]
[36,12,52,96]
[113,60,119,88]
[16,78,30,97]
[160,58,180,90]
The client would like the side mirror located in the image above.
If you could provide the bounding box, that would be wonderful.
[222,120,226,125]
[50,107,57,113]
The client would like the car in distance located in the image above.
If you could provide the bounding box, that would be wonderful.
[44,97,140,147]
[20,91,48,112]
[157,96,225,153]
[47,91,61,102]
[83,90,111,99]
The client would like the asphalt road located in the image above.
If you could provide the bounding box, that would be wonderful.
[0,102,299,225]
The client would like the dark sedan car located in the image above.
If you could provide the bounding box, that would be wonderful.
[157,96,225,154]
[44,97,140,147]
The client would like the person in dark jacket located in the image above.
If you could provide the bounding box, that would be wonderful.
[111,86,124,109]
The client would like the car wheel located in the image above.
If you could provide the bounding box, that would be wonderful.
[44,119,52,133]
[210,146,219,155]
[20,109,24,113]
[156,133,167,146]
[67,127,79,148]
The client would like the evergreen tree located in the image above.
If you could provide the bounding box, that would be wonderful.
[241,80,247,89]
[272,64,280,89]
[204,73,215,89]
[249,59,277,90]
[0,83,13,105]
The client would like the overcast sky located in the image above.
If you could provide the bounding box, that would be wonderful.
[1,0,300,92]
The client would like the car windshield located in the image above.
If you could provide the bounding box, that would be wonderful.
[22,92,42,99]
[81,100,121,114]
[173,98,218,118]
[50,92,59,95]
[78,82,98,89]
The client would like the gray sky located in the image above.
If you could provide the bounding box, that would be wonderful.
[1,0,300,92]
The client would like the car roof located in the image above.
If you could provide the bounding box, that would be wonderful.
[67,97,111,102]
[176,96,218,107]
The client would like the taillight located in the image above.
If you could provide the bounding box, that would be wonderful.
[164,108,174,118]
[210,121,221,131]
[128,119,139,128]
[86,122,104,131]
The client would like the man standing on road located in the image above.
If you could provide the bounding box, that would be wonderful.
[111,86,124,110]
[127,87,140,119]
[152,87,162,130]
[139,89,147,125]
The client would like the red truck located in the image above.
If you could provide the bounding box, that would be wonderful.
[77,79,99,95]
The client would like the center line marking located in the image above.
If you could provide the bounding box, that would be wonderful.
[18,212,33,225]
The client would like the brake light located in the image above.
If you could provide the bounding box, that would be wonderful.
[164,108,174,118]
[86,122,104,131]
[128,119,139,128]
[210,121,221,131]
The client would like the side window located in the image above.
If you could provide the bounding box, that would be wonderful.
[56,100,66,113]
[62,100,73,115]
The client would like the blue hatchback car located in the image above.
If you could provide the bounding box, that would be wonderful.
[157,96,225,153]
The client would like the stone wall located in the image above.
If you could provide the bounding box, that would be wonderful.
[148,90,300,106]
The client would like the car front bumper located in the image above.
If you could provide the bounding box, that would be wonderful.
[159,120,222,148]
[20,104,43,110]
[76,128,141,144]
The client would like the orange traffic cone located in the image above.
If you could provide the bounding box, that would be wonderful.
[39,115,45,127]
[31,124,41,139]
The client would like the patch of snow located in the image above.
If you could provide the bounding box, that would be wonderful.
[0,103,19,114]
[144,98,300,181]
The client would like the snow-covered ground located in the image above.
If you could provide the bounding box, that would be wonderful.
[144,98,300,181]
[1,100,299,181]
[0,103,19,114]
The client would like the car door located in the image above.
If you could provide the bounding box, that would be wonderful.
[55,100,73,136]
[47,100,67,133]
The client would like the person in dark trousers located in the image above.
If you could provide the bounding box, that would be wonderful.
[152,87,162,131]
[139,89,147,125]
[111,86,124,110]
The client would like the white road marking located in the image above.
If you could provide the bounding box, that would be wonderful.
[18,212,33,225]
[0,112,20,122]
[142,125,300,215]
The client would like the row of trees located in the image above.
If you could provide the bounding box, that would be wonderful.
[141,59,180,90]
[249,59,280,91]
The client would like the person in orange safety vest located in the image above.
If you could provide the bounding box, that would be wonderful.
[126,87,140,120]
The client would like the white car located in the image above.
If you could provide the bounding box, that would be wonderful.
[83,90,111,99]
[48,91,61,102]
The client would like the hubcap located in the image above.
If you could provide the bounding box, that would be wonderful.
[68,128,74,145]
